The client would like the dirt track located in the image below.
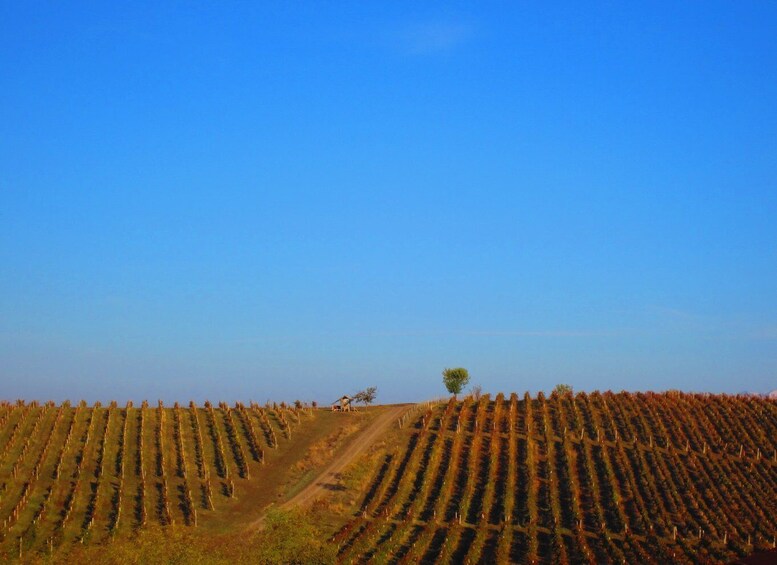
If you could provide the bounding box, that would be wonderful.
[247,404,411,529]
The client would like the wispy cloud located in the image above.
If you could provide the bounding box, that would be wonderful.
[461,330,618,338]
[648,305,701,321]
[747,326,777,340]
[645,305,777,341]
[233,328,616,344]
[394,22,473,55]
[645,304,717,333]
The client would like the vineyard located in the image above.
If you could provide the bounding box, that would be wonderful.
[335,392,777,564]
[0,398,314,560]
[2,392,776,564]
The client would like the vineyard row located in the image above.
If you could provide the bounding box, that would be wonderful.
[337,392,777,564]
[0,400,311,559]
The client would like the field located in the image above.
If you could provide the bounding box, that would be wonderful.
[1,392,776,563]
[0,399,382,561]
[336,392,777,564]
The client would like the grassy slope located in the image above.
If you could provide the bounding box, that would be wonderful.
[201,406,385,532]
[0,400,388,561]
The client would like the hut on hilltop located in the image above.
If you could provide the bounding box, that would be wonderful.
[331,395,353,412]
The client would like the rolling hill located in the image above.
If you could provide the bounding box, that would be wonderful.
[336,392,777,564]
[0,392,775,563]
[0,399,384,561]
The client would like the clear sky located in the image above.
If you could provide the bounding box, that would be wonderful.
[1,2,776,404]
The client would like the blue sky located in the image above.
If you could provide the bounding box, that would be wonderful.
[1,2,776,403]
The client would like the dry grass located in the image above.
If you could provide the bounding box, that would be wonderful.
[292,421,361,474]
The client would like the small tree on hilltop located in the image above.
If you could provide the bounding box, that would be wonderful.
[354,386,377,407]
[553,383,573,396]
[442,368,470,399]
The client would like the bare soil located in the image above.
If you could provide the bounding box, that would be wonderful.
[247,403,411,529]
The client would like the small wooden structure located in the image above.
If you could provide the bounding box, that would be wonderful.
[331,395,353,412]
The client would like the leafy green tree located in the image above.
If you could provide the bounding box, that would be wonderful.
[442,367,470,398]
[553,383,573,396]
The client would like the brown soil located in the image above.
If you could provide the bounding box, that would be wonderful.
[247,403,411,529]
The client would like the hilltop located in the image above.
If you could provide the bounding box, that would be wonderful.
[0,392,775,564]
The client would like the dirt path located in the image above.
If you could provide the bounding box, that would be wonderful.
[247,404,411,529]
